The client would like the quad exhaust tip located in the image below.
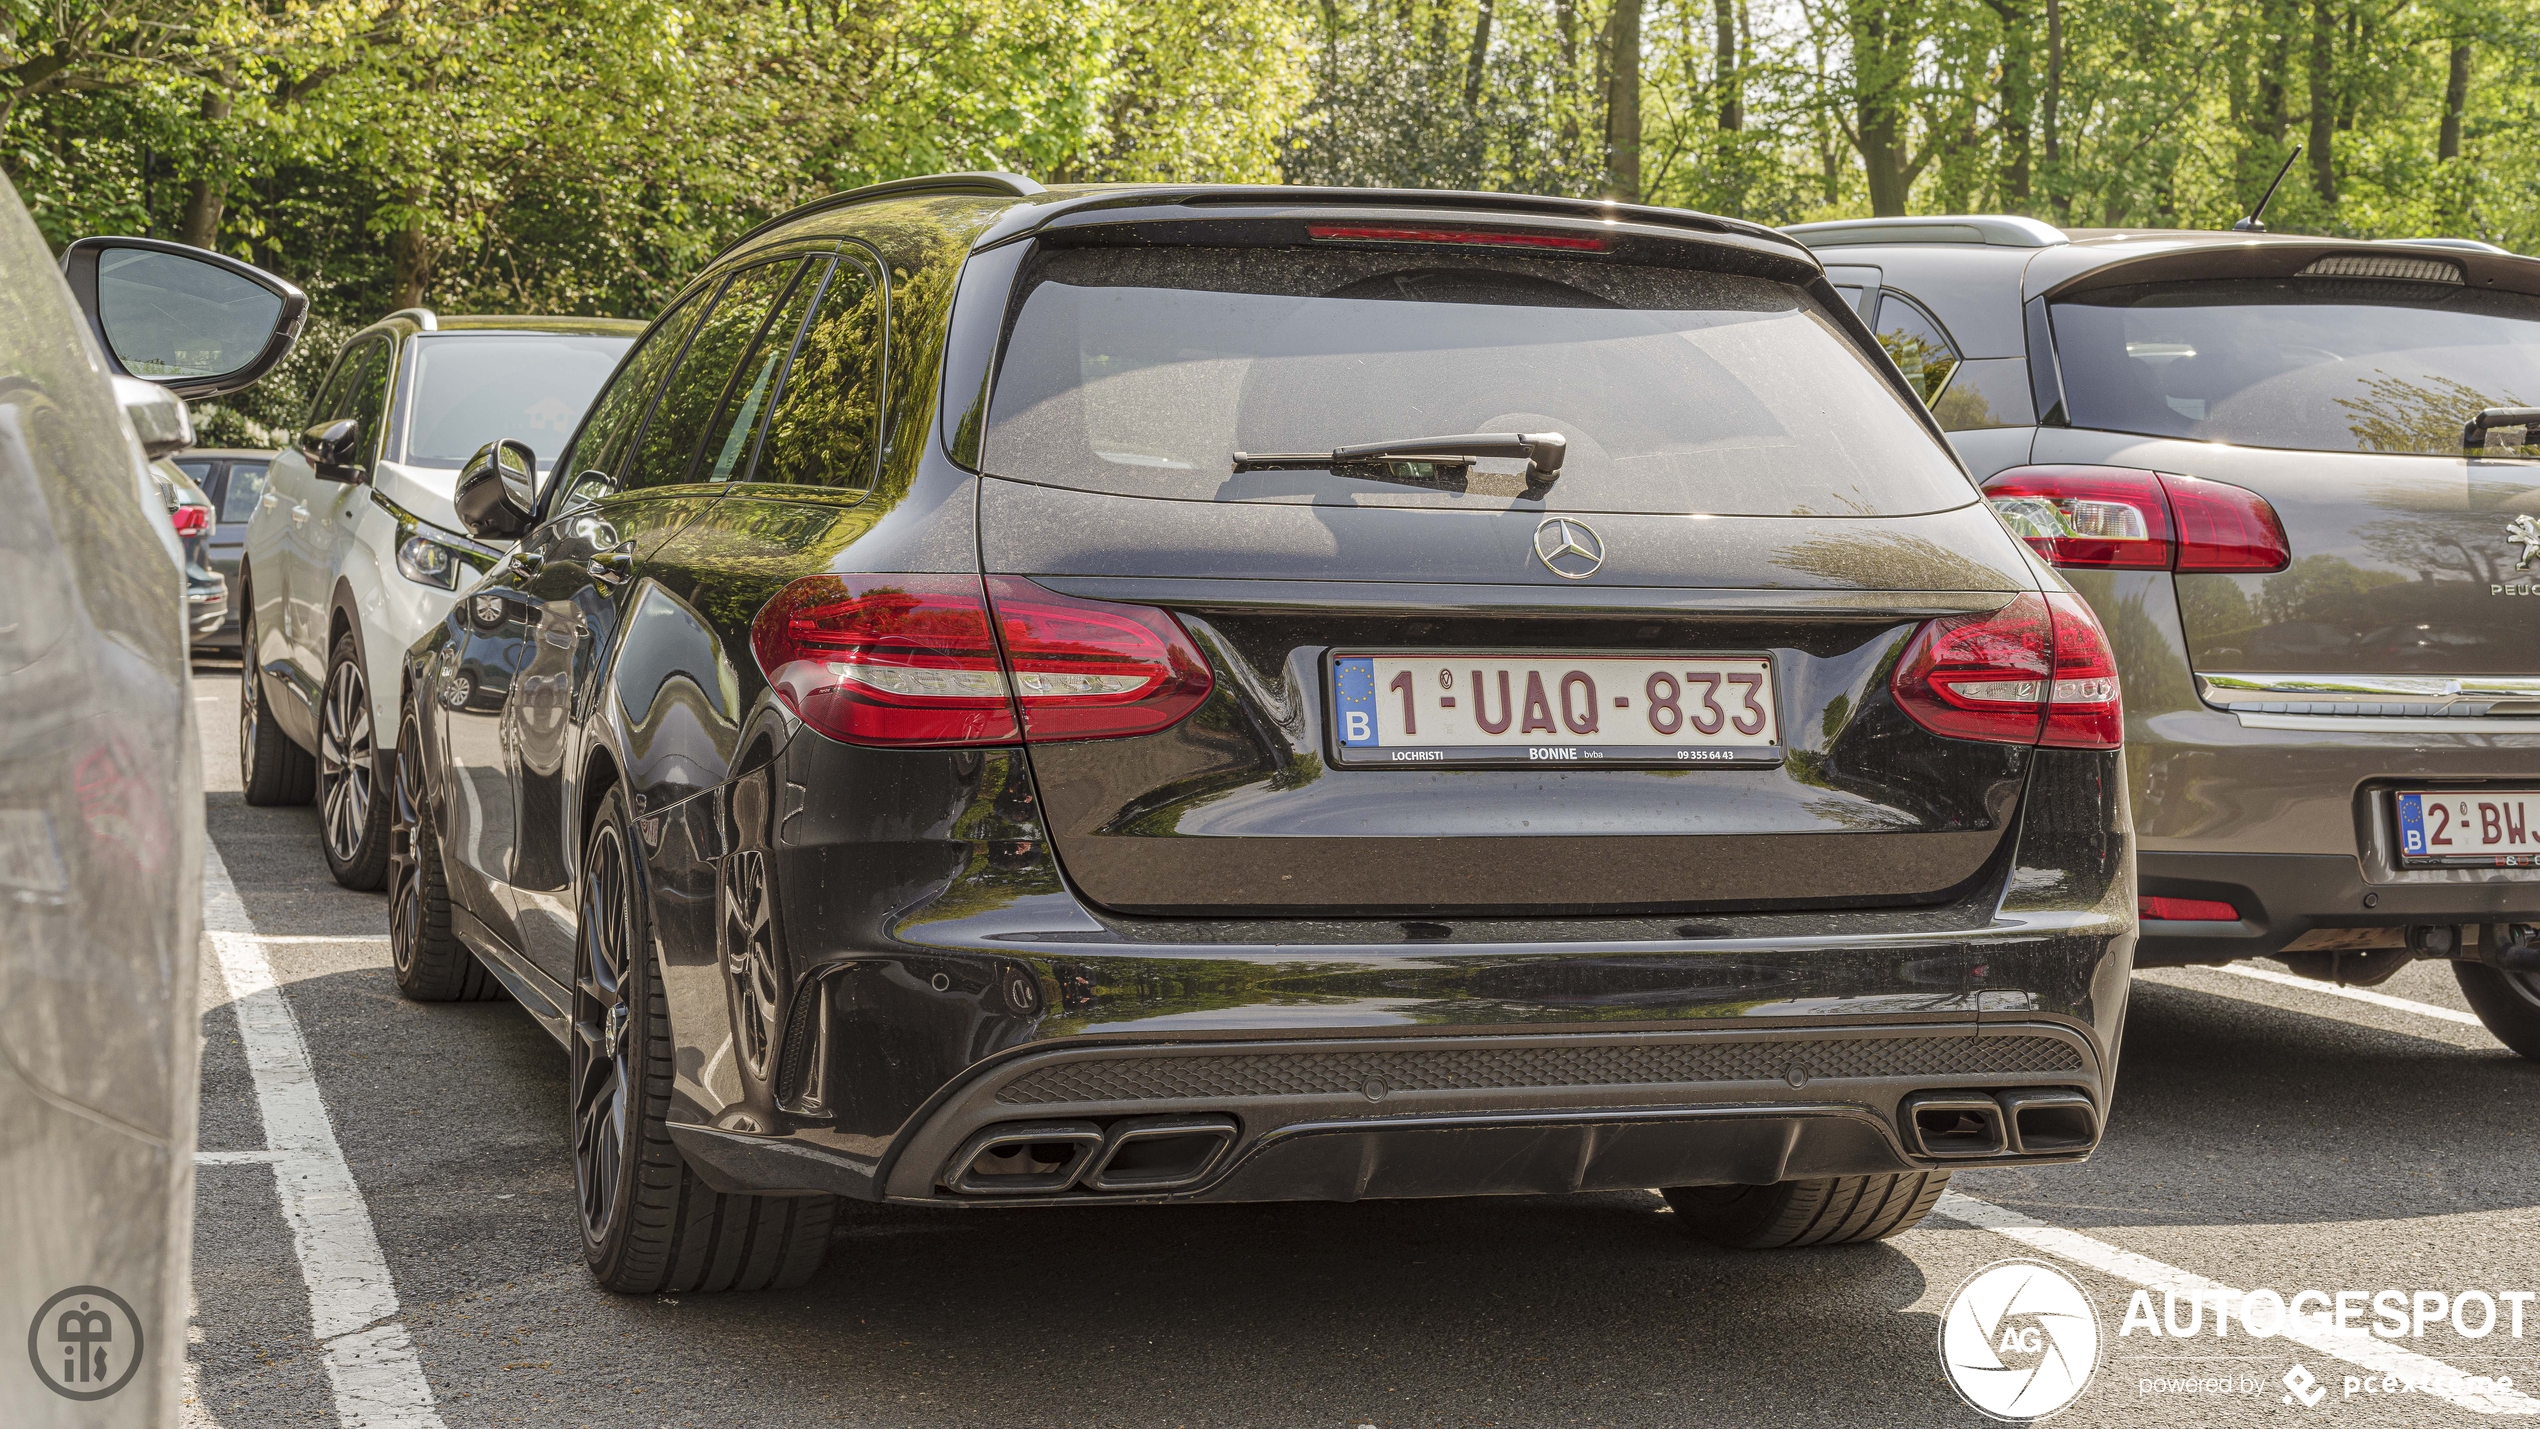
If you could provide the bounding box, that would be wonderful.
[943,1115,1238,1196]
[1902,1088,2098,1159]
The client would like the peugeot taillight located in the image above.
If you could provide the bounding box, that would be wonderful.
[1890,591,2122,751]
[170,504,211,537]
[985,577,1213,741]
[1983,466,2287,573]
[749,574,1213,747]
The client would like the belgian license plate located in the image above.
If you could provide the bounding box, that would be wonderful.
[2395,790,2540,867]
[1329,652,1783,768]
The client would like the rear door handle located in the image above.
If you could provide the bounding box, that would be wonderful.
[589,544,635,584]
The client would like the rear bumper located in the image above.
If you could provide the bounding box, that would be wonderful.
[670,1020,2107,1205]
[2138,850,2540,964]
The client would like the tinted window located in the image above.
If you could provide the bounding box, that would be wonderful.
[217,460,270,523]
[1875,293,1960,405]
[624,260,803,490]
[1931,358,2035,432]
[330,338,392,465]
[697,259,825,484]
[399,333,632,469]
[750,255,885,489]
[554,290,709,501]
[982,246,1972,517]
[173,459,213,483]
[2054,277,2540,455]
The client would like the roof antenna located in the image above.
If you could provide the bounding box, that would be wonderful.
[2233,145,2302,233]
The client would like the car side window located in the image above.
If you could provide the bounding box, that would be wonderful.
[550,288,710,511]
[218,460,271,523]
[1875,293,1961,406]
[622,259,803,491]
[330,337,393,466]
[748,253,885,490]
[696,258,826,485]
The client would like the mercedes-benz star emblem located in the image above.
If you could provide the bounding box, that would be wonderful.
[1533,516,1606,579]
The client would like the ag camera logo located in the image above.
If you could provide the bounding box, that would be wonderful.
[1940,1259,2103,1420]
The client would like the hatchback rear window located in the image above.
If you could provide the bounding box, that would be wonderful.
[2052,277,2540,455]
[981,245,1976,516]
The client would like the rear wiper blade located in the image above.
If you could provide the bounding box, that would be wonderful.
[2464,406,2540,451]
[1232,431,1568,488]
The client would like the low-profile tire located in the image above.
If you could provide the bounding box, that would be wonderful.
[318,631,393,890]
[1662,1171,1951,1249]
[574,783,835,1294]
[238,597,315,807]
[387,708,502,1003]
[2455,961,2540,1060]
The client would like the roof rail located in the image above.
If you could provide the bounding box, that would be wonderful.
[713,172,1046,263]
[1782,215,2068,249]
[384,307,438,330]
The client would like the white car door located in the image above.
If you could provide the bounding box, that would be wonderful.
[282,334,390,686]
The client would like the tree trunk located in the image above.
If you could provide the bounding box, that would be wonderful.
[2044,0,2065,218]
[1990,0,2034,205]
[1605,0,1642,201]
[388,208,431,310]
[1464,0,1494,112]
[178,87,233,248]
[2306,0,2336,203]
[2440,39,2471,160]
[1713,0,1741,129]
[1850,1,1916,215]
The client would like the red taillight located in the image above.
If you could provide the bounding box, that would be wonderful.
[1983,466,2287,573]
[2140,895,2238,922]
[750,575,1018,746]
[1890,591,2122,750]
[1305,224,1607,252]
[2165,473,2291,572]
[1982,467,2171,568]
[985,577,1213,741]
[748,574,1212,748]
[170,504,211,537]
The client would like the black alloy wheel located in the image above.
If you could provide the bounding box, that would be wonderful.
[572,785,837,1294]
[237,596,314,807]
[318,632,392,888]
[386,707,500,1002]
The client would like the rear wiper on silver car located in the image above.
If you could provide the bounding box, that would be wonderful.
[1232,431,1568,496]
[2463,406,2540,451]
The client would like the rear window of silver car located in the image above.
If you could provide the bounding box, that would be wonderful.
[2052,278,2540,456]
[980,246,1977,516]
[399,333,633,469]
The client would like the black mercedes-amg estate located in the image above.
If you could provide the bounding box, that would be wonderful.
[391,173,2137,1293]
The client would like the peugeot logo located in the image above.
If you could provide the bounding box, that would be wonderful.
[2510,514,2540,571]
[1533,516,1606,579]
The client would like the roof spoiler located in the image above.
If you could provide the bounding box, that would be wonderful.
[1783,215,2069,249]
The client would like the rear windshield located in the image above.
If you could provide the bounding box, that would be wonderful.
[2052,278,2540,455]
[400,333,632,470]
[980,245,1976,516]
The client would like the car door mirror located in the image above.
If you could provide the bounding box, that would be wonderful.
[299,418,364,483]
[60,236,307,401]
[454,439,540,542]
[115,376,195,459]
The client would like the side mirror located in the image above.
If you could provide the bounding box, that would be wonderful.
[454,439,539,542]
[61,236,307,401]
[116,376,195,459]
[299,419,364,483]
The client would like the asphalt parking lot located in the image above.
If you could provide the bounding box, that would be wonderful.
[181,659,2540,1429]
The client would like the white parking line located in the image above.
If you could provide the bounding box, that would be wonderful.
[2213,962,2488,1028]
[200,841,445,1429]
[1940,1192,2540,1416]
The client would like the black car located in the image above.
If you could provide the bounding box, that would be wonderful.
[391,175,2136,1293]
